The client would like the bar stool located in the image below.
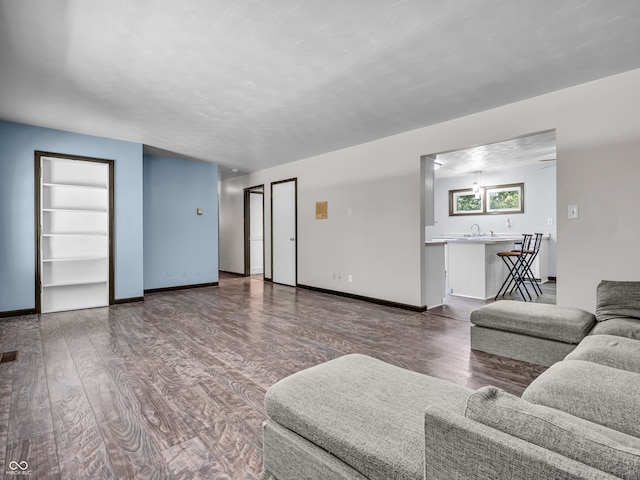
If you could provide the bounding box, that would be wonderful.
[495,234,532,301]
[518,233,543,296]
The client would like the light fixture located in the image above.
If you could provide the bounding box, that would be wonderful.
[472,171,483,198]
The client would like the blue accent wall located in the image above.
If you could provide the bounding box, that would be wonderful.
[0,120,144,312]
[143,154,218,290]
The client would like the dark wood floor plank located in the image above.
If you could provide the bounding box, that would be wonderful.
[4,432,60,479]
[39,314,119,479]
[40,314,86,402]
[50,393,118,480]
[0,274,549,478]
[7,318,54,443]
[64,324,172,479]
[0,363,14,473]
[87,329,195,451]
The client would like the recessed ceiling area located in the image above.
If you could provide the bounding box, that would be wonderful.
[433,130,556,178]
[1,1,640,176]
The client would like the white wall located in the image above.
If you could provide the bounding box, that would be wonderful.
[220,141,423,307]
[219,68,640,312]
[428,164,557,276]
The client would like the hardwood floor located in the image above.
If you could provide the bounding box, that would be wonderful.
[0,274,547,479]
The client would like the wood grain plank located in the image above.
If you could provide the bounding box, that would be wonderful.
[4,432,60,479]
[0,363,14,473]
[0,273,549,478]
[40,315,118,479]
[50,393,118,480]
[7,318,54,443]
[87,329,196,450]
[65,325,172,479]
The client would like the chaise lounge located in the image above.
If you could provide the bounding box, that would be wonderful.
[262,281,640,479]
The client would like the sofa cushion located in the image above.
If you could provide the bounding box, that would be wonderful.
[591,318,640,340]
[565,334,640,373]
[465,386,640,479]
[522,360,640,438]
[596,280,640,322]
[470,300,595,344]
[265,354,473,480]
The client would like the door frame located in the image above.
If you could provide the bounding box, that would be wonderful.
[270,178,298,285]
[34,151,115,313]
[243,184,265,277]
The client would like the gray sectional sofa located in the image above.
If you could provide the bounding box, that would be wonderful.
[262,281,640,479]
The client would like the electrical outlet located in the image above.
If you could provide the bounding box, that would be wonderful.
[348,274,353,283]
[547,218,553,226]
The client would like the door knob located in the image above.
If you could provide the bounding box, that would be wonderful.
[290,237,295,241]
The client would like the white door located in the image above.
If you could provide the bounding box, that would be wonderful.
[272,179,296,286]
[39,155,111,313]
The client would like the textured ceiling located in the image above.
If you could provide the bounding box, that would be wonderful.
[434,130,556,178]
[1,1,640,179]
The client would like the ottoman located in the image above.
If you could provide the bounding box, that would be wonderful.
[470,301,596,366]
[263,354,474,480]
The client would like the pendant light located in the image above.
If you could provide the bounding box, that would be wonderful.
[472,171,483,199]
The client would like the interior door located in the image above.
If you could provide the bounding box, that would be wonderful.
[271,179,297,286]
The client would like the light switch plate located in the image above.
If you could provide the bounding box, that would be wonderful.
[568,205,579,219]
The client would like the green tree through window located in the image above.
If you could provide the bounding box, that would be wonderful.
[457,194,481,212]
[489,190,519,210]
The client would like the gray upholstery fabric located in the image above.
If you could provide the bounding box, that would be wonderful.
[471,325,576,366]
[265,354,473,480]
[465,386,640,478]
[566,334,640,373]
[263,421,367,480]
[591,318,640,340]
[424,406,618,480]
[470,300,595,343]
[596,280,640,322]
[523,360,640,438]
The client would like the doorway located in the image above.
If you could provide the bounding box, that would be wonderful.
[244,185,265,277]
[271,178,297,286]
[421,130,557,304]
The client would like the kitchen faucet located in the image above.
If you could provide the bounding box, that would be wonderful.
[471,224,480,236]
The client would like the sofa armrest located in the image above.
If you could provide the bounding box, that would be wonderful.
[424,406,617,480]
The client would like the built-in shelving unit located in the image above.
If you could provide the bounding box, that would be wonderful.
[37,154,113,313]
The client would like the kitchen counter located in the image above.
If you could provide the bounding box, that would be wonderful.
[424,241,446,308]
[431,234,549,300]
[445,239,514,299]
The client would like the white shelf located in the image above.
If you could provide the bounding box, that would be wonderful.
[43,279,107,288]
[40,156,110,313]
[43,207,107,213]
[43,182,107,190]
[43,256,108,263]
[43,233,107,237]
